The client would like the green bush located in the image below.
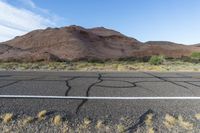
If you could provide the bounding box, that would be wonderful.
[181,56,199,63]
[191,52,200,59]
[149,55,165,65]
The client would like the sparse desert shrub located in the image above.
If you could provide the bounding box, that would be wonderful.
[177,115,193,130]
[117,57,137,62]
[37,110,47,120]
[140,56,151,62]
[149,55,165,65]
[87,59,105,63]
[2,113,13,123]
[96,120,105,129]
[181,55,199,63]
[53,115,62,125]
[117,56,150,62]
[181,56,194,63]
[191,52,200,60]
[23,116,34,125]
[116,124,125,133]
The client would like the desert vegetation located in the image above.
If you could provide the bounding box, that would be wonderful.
[0,111,200,132]
[148,55,165,65]
[0,55,199,72]
[191,52,200,60]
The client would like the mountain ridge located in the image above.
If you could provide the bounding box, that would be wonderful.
[0,25,199,62]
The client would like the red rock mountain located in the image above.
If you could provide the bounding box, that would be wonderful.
[0,25,199,62]
[193,44,200,47]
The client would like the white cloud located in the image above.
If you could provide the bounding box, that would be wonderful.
[0,25,24,41]
[0,0,59,42]
[17,0,49,15]
[18,0,36,8]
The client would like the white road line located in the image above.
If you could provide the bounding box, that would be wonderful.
[0,95,200,100]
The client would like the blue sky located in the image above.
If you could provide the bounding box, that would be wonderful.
[0,0,200,44]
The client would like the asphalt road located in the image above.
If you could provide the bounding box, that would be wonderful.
[1,71,200,131]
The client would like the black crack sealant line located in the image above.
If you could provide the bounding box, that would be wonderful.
[75,73,160,113]
[143,72,195,95]
[133,82,160,96]
[96,78,159,96]
[0,75,45,89]
[76,73,103,114]
[184,81,200,88]
[65,77,79,96]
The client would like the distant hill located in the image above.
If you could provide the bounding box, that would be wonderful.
[193,44,200,47]
[0,25,199,62]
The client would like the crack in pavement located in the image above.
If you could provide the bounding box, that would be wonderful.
[65,77,79,96]
[0,76,45,90]
[143,72,195,95]
[96,79,159,96]
[134,83,160,96]
[184,81,200,88]
[0,81,21,89]
[75,74,160,113]
[76,73,103,113]
[0,76,198,82]
[0,75,11,77]
[1,72,199,101]
[96,79,136,88]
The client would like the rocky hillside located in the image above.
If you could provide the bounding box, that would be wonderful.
[0,25,199,62]
[193,44,200,47]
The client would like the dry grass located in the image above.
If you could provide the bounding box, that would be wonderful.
[23,116,34,125]
[163,114,177,129]
[105,125,112,132]
[145,113,154,133]
[195,113,200,120]
[0,61,199,72]
[76,117,92,132]
[95,120,116,133]
[116,124,125,133]
[145,113,153,127]
[163,114,194,131]
[83,117,91,126]
[37,110,47,120]
[53,115,62,125]
[177,115,193,130]
[2,113,13,123]
[62,123,73,133]
[163,121,173,129]
[0,112,199,132]
[147,127,154,133]
[96,120,104,129]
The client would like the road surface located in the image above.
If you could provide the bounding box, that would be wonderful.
[0,71,200,131]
